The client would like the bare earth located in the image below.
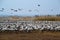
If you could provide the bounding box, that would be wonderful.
[0,31,60,40]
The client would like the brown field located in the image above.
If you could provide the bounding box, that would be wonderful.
[0,16,60,21]
[0,31,60,40]
[33,16,60,21]
[0,16,60,40]
[9,16,60,21]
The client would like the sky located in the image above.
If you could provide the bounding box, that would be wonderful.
[0,0,60,16]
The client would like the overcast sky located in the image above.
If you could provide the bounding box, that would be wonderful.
[0,0,60,16]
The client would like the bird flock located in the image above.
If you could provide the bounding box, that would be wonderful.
[0,21,60,32]
[0,4,40,13]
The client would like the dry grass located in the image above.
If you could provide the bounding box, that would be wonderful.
[0,31,60,40]
[8,16,60,21]
[0,16,60,21]
[34,16,60,21]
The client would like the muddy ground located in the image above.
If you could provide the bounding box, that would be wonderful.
[0,31,60,40]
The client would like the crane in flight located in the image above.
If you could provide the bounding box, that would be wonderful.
[38,4,40,7]
[51,9,53,11]
[14,10,18,12]
[0,8,4,12]
[28,10,32,12]
[18,8,22,11]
